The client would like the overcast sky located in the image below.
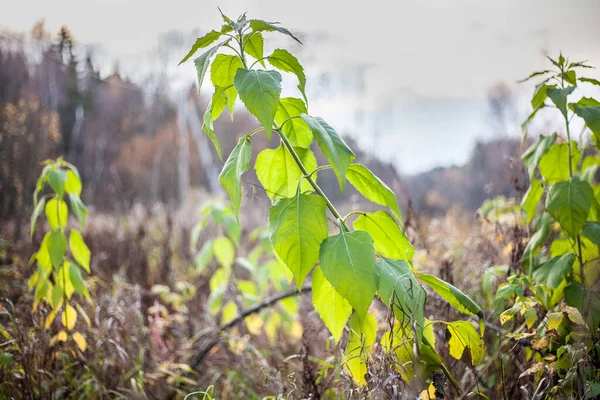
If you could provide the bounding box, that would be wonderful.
[3,0,600,173]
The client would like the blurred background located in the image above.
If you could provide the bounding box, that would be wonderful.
[1,0,600,217]
[1,1,600,398]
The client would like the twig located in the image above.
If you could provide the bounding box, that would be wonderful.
[189,285,311,369]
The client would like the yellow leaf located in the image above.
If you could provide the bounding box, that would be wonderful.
[244,314,263,335]
[419,383,436,399]
[61,304,77,331]
[45,307,60,329]
[221,301,238,325]
[447,321,485,365]
[563,305,586,325]
[343,312,377,386]
[73,332,87,352]
[547,312,564,330]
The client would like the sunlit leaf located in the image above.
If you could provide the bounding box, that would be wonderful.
[218,136,252,219]
[546,175,593,237]
[64,170,82,196]
[343,312,376,386]
[255,144,317,201]
[275,98,312,148]
[269,193,328,289]
[268,49,307,104]
[61,304,77,331]
[320,230,378,321]
[45,198,68,230]
[419,274,483,319]
[446,321,484,365]
[311,266,352,344]
[244,32,264,64]
[347,164,402,223]
[353,210,413,261]
[179,30,223,65]
[234,68,281,140]
[213,236,235,268]
[301,114,355,193]
[69,230,90,273]
[73,331,87,352]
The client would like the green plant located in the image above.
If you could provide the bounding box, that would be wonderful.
[495,54,600,398]
[190,201,300,343]
[180,10,485,393]
[28,157,92,352]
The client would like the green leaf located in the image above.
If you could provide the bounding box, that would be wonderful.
[320,230,378,320]
[311,266,352,344]
[255,144,317,201]
[539,142,581,184]
[268,49,307,104]
[564,70,577,86]
[531,84,554,109]
[211,54,243,87]
[234,68,281,140]
[522,213,552,274]
[195,240,213,272]
[446,321,484,365]
[69,230,90,273]
[194,40,228,91]
[269,193,328,289]
[69,261,88,297]
[521,179,543,224]
[579,77,600,86]
[179,30,222,65]
[68,194,88,231]
[518,70,551,83]
[573,106,600,145]
[353,211,413,261]
[31,196,47,238]
[301,114,355,193]
[275,98,312,148]
[547,86,576,118]
[343,312,376,386]
[213,236,235,268]
[64,170,82,196]
[521,133,557,177]
[521,105,544,143]
[45,198,68,230]
[202,102,223,160]
[48,230,67,268]
[218,136,252,219]
[221,301,238,325]
[546,175,593,237]
[249,19,302,44]
[419,273,483,318]
[48,169,67,196]
[376,257,424,328]
[582,221,600,246]
[533,253,576,289]
[211,85,237,121]
[244,32,264,64]
[346,164,402,223]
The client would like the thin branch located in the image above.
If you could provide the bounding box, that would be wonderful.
[189,285,311,369]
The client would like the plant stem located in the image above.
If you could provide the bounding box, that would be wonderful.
[562,98,587,292]
[274,122,345,225]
